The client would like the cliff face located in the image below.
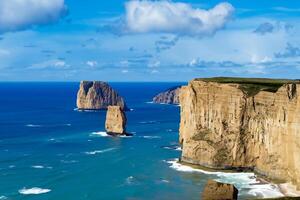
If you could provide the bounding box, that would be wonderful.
[77,81,128,110]
[179,80,300,188]
[105,106,127,135]
[153,86,181,104]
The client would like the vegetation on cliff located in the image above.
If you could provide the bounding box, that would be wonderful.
[195,77,300,97]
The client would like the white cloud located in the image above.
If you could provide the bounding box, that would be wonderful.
[86,61,98,67]
[28,59,70,70]
[0,0,67,33]
[125,1,234,36]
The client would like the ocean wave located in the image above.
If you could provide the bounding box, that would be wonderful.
[85,148,116,155]
[91,132,109,137]
[162,145,182,151]
[166,159,284,198]
[0,196,7,200]
[26,124,71,128]
[91,131,133,138]
[139,121,159,124]
[60,160,78,164]
[31,165,52,169]
[141,136,161,139]
[25,124,42,128]
[19,187,51,195]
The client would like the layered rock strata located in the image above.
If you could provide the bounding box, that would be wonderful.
[153,86,181,104]
[105,106,127,135]
[77,81,128,110]
[179,79,300,188]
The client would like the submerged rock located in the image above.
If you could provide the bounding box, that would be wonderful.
[76,81,128,110]
[105,106,127,136]
[202,180,238,200]
[152,86,181,104]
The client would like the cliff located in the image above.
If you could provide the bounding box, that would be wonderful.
[179,77,300,189]
[105,106,127,135]
[77,81,128,110]
[152,86,181,104]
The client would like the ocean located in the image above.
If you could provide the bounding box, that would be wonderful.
[0,82,285,200]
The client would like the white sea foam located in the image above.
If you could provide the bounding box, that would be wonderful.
[166,159,285,198]
[91,131,109,137]
[19,187,51,195]
[85,148,116,155]
[32,165,44,169]
[141,136,161,139]
[91,131,133,138]
[130,108,134,111]
[0,196,7,200]
[26,124,42,127]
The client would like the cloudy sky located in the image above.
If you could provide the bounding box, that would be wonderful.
[0,0,300,81]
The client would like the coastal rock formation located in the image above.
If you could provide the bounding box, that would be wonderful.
[105,106,127,135]
[153,86,181,104]
[179,78,300,189]
[202,180,238,200]
[77,81,128,110]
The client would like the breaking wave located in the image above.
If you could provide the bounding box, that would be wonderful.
[166,159,285,199]
[19,187,51,195]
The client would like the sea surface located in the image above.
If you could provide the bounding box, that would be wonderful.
[0,82,285,200]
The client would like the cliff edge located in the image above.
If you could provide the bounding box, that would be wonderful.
[179,77,300,189]
[152,86,181,104]
[77,81,128,110]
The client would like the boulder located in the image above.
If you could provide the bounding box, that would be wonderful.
[202,180,238,200]
[105,106,127,135]
[77,81,128,110]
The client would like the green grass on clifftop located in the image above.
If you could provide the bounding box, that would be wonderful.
[195,77,300,97]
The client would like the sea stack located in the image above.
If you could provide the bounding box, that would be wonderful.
[77,81,128,110]
[179,77,300,189]
[152,86,181,104]
[202,180,238,200]
[105,106,127,136]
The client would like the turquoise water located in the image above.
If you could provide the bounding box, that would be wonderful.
[0,83,284,200]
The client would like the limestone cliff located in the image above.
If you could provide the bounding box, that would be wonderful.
[105,106,127,135]
[77,81,128,110]
[179,78,300,188]
[153,86,181,104]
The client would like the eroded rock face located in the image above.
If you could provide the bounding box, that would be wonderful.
[202,180,238,200]
[153,86,181,104]
[77,81,128,110]
[180,80,300,188]
[105,106,127,135]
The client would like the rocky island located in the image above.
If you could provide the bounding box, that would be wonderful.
[105,106,128,136]
[152,86,181,104]
[179,77,300,190]
[77,81,128,110]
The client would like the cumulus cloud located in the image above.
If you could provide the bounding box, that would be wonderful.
[0,0,67,33]
[124,1,234,36]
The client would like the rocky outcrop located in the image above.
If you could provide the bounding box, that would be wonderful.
[202,180,238,200]
[105,106,127,135]
[153,86,181,104]
[77,81,128,110]
[179,79,300,189]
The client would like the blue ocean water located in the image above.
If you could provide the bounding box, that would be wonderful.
[0,83,284,200]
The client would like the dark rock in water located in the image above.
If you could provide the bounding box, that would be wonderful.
[152,86,181,104]
[202,180,238,200]
[105,106,127,136]
[77,81,128,110]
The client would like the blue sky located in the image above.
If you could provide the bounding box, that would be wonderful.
[0,0,300,81]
